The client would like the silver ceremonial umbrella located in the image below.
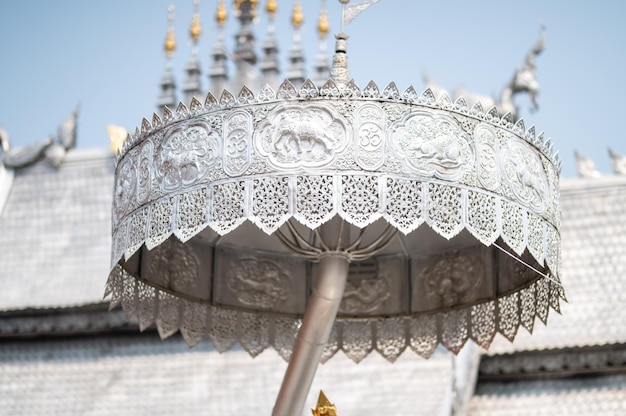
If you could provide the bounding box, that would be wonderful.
[105,5,563,415]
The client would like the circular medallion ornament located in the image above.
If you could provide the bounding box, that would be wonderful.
[389,111,474,180]
[155,122,219,191]
[501,138,549,213]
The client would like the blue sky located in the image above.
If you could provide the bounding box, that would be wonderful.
[1,0,625,178]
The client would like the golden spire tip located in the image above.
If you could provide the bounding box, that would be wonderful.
[266,0,277,17]
[292,0,303,28]
[189,0,202,42]
[107,125,128,155]
[317,3,329,37]
[164,5,176,57]
[216,0,227,28]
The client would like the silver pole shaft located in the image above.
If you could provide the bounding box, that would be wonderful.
[272,254,350,416]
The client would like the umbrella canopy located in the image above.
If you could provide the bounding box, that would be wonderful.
[105,77,563,362]
[105,4,562,413]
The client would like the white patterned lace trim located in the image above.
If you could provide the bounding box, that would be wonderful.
[111,176,561,280]
[105,263,565,362]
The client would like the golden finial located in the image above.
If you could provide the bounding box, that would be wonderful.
[292,0,303,28]
[189,0,202,43]
[107,125,128,155]
[216,0,227,28]
[317,2,329,38]
[311,390,337,416]
[164,5,176,57]
[266,0,277,17]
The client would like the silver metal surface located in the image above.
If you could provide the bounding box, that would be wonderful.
[273,253,350,416]
[107,77,564,357]
[106,2,563,413]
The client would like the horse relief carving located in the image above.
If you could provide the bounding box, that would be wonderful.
[255,104,349,169]
[389,111,473,180]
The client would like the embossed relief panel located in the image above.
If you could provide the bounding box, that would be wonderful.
[474,124,500,192]
[213,246,307,315]
[354,103,386,170]
[545,158,560,228]
[411,245,495,313]
[223,109,252,176]
[312,255,409,317]
[136,140,154,204]
[155,121,220,191]
[254,103,349,170]
[139,236,213,301]
[114,149,137,225]
[500,138,549,214]
[388,110,474,181]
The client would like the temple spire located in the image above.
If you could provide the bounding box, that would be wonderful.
[260,0,280,87]
[209,0,229,94]
[182,0,203,103]
[313,0,330,87]
[233,0,260,89]
[233,0,258,65]
[157,5,178,112]
[330,31,350,88]
[285,0,305,86]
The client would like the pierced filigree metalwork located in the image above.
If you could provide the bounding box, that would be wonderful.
[107,79,562,363]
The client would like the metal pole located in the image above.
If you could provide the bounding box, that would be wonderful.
[272,253,350,416]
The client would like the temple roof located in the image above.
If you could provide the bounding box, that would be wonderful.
[0,334,454,416]
[469,375,626,415]
[486,176,626,354]
[1,151,625,352]
[0,142,624,415]
[0,149,113,311]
